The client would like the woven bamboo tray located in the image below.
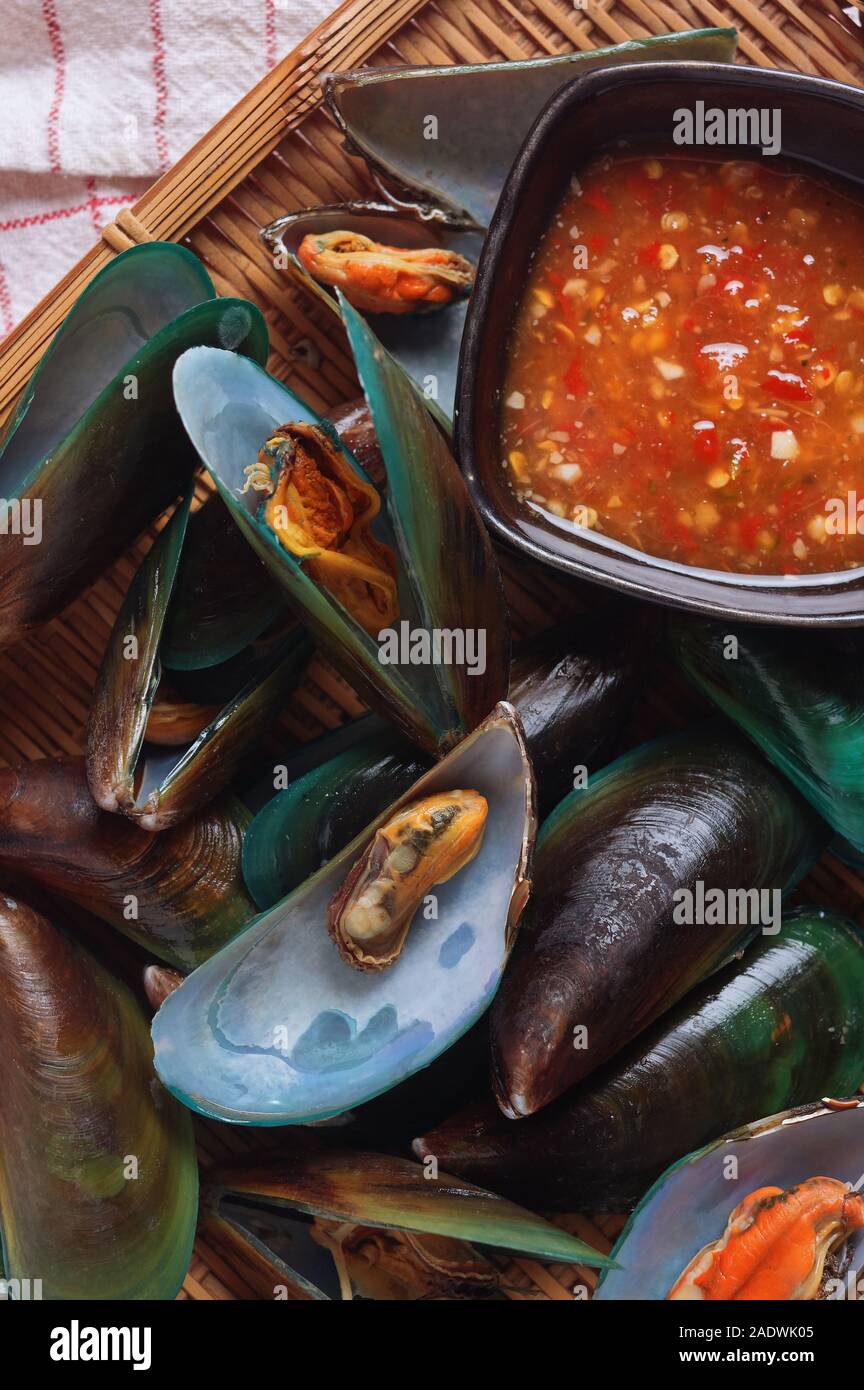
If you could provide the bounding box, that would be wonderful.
[2,0,864,1302]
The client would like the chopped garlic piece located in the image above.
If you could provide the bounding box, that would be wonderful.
[584,324,602,346]
[658,244,679,271]
[552,462,582,483]
[506,391,525,409]
[771,429,799,460]
[654,356,684,381]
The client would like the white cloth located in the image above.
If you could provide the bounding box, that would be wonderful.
[0,0,335,335]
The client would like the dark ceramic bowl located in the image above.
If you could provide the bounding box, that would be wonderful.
[456,61,864,625]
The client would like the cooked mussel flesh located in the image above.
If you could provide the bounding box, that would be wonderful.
[328,790,488,970]
[297,230,474,314]
[242,420,398,635]
[669,1178,864,1301]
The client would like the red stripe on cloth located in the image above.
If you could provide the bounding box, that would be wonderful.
[0,259,14,337]
[85,177,102,237]
[148,0,170,172]
[265,0,278,69]
[0,194,137,235]
[42,0,66,174]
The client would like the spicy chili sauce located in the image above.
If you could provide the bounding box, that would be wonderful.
[500,155,864,575]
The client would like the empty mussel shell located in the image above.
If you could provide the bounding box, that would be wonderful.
[595,1096,864,1301]
[152,702,534,1123]
[0,242,267,650]
[324,28,737,227]
[0,894,197,1299]
[203,1138,614,1301]
[417,909,864,1214]
[86,490,313,830]
[160,489,288,672]
[172,299,508,757]
[490,727,828,1118]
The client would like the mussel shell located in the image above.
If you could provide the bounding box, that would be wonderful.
[324,28,737,226]
[86,492,313,831]
[490,728,828,1118]
[417,909,864,1214]
[160,490,288,671]
[510,618,645,816]
[595,1096,864,1301]
[670,617,864,855]
[152,702,534,1123]
[206,1140,614,1273]
[0,243,267,650]
[262,202,483,419]
[172,304,509,757]
[0,757,256,970]
[242,724,427,909]
[0,895,197,1299]
[241,620,644,908]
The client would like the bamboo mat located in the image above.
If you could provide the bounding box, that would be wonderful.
[1,0,863,1301]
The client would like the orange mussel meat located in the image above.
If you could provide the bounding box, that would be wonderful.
[669,1176,864,1300]
[243,421,398,635]
[297,230,474,315]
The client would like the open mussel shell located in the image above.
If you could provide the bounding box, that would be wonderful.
[0,757,256,970]
[152,702,534,1123]
[242,618,643,909]
[490,727,828,1119]
[324,28,737,229]
[160,490,288,672]
[205,1141,615,1295]
[242,721,427,909]
[86,491,313,831]
[417,909,864,1214]
[262,201,482,419]
[0,242,267,650]
[0,894,197,1299]
[670,617,864,858]
[172,301,508,757]
[595,1097,864,1302]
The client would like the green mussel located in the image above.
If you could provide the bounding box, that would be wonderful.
[159,488,289,673]
[200,1139,611,1302]
[670,617,864,861]
[242,720,427,910]
[263,202,482,419]
[596,1097,864,1301]
[490,728,828,1119]
[0,242,267,650]
[152,702,534,1123]
[171,296,509,757]
[0,757,256,970]
[325,29,737,228]
[86,489,313,830]
[242,618,643,910]
[417,909,864,1213]
[0,894,197,1299]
